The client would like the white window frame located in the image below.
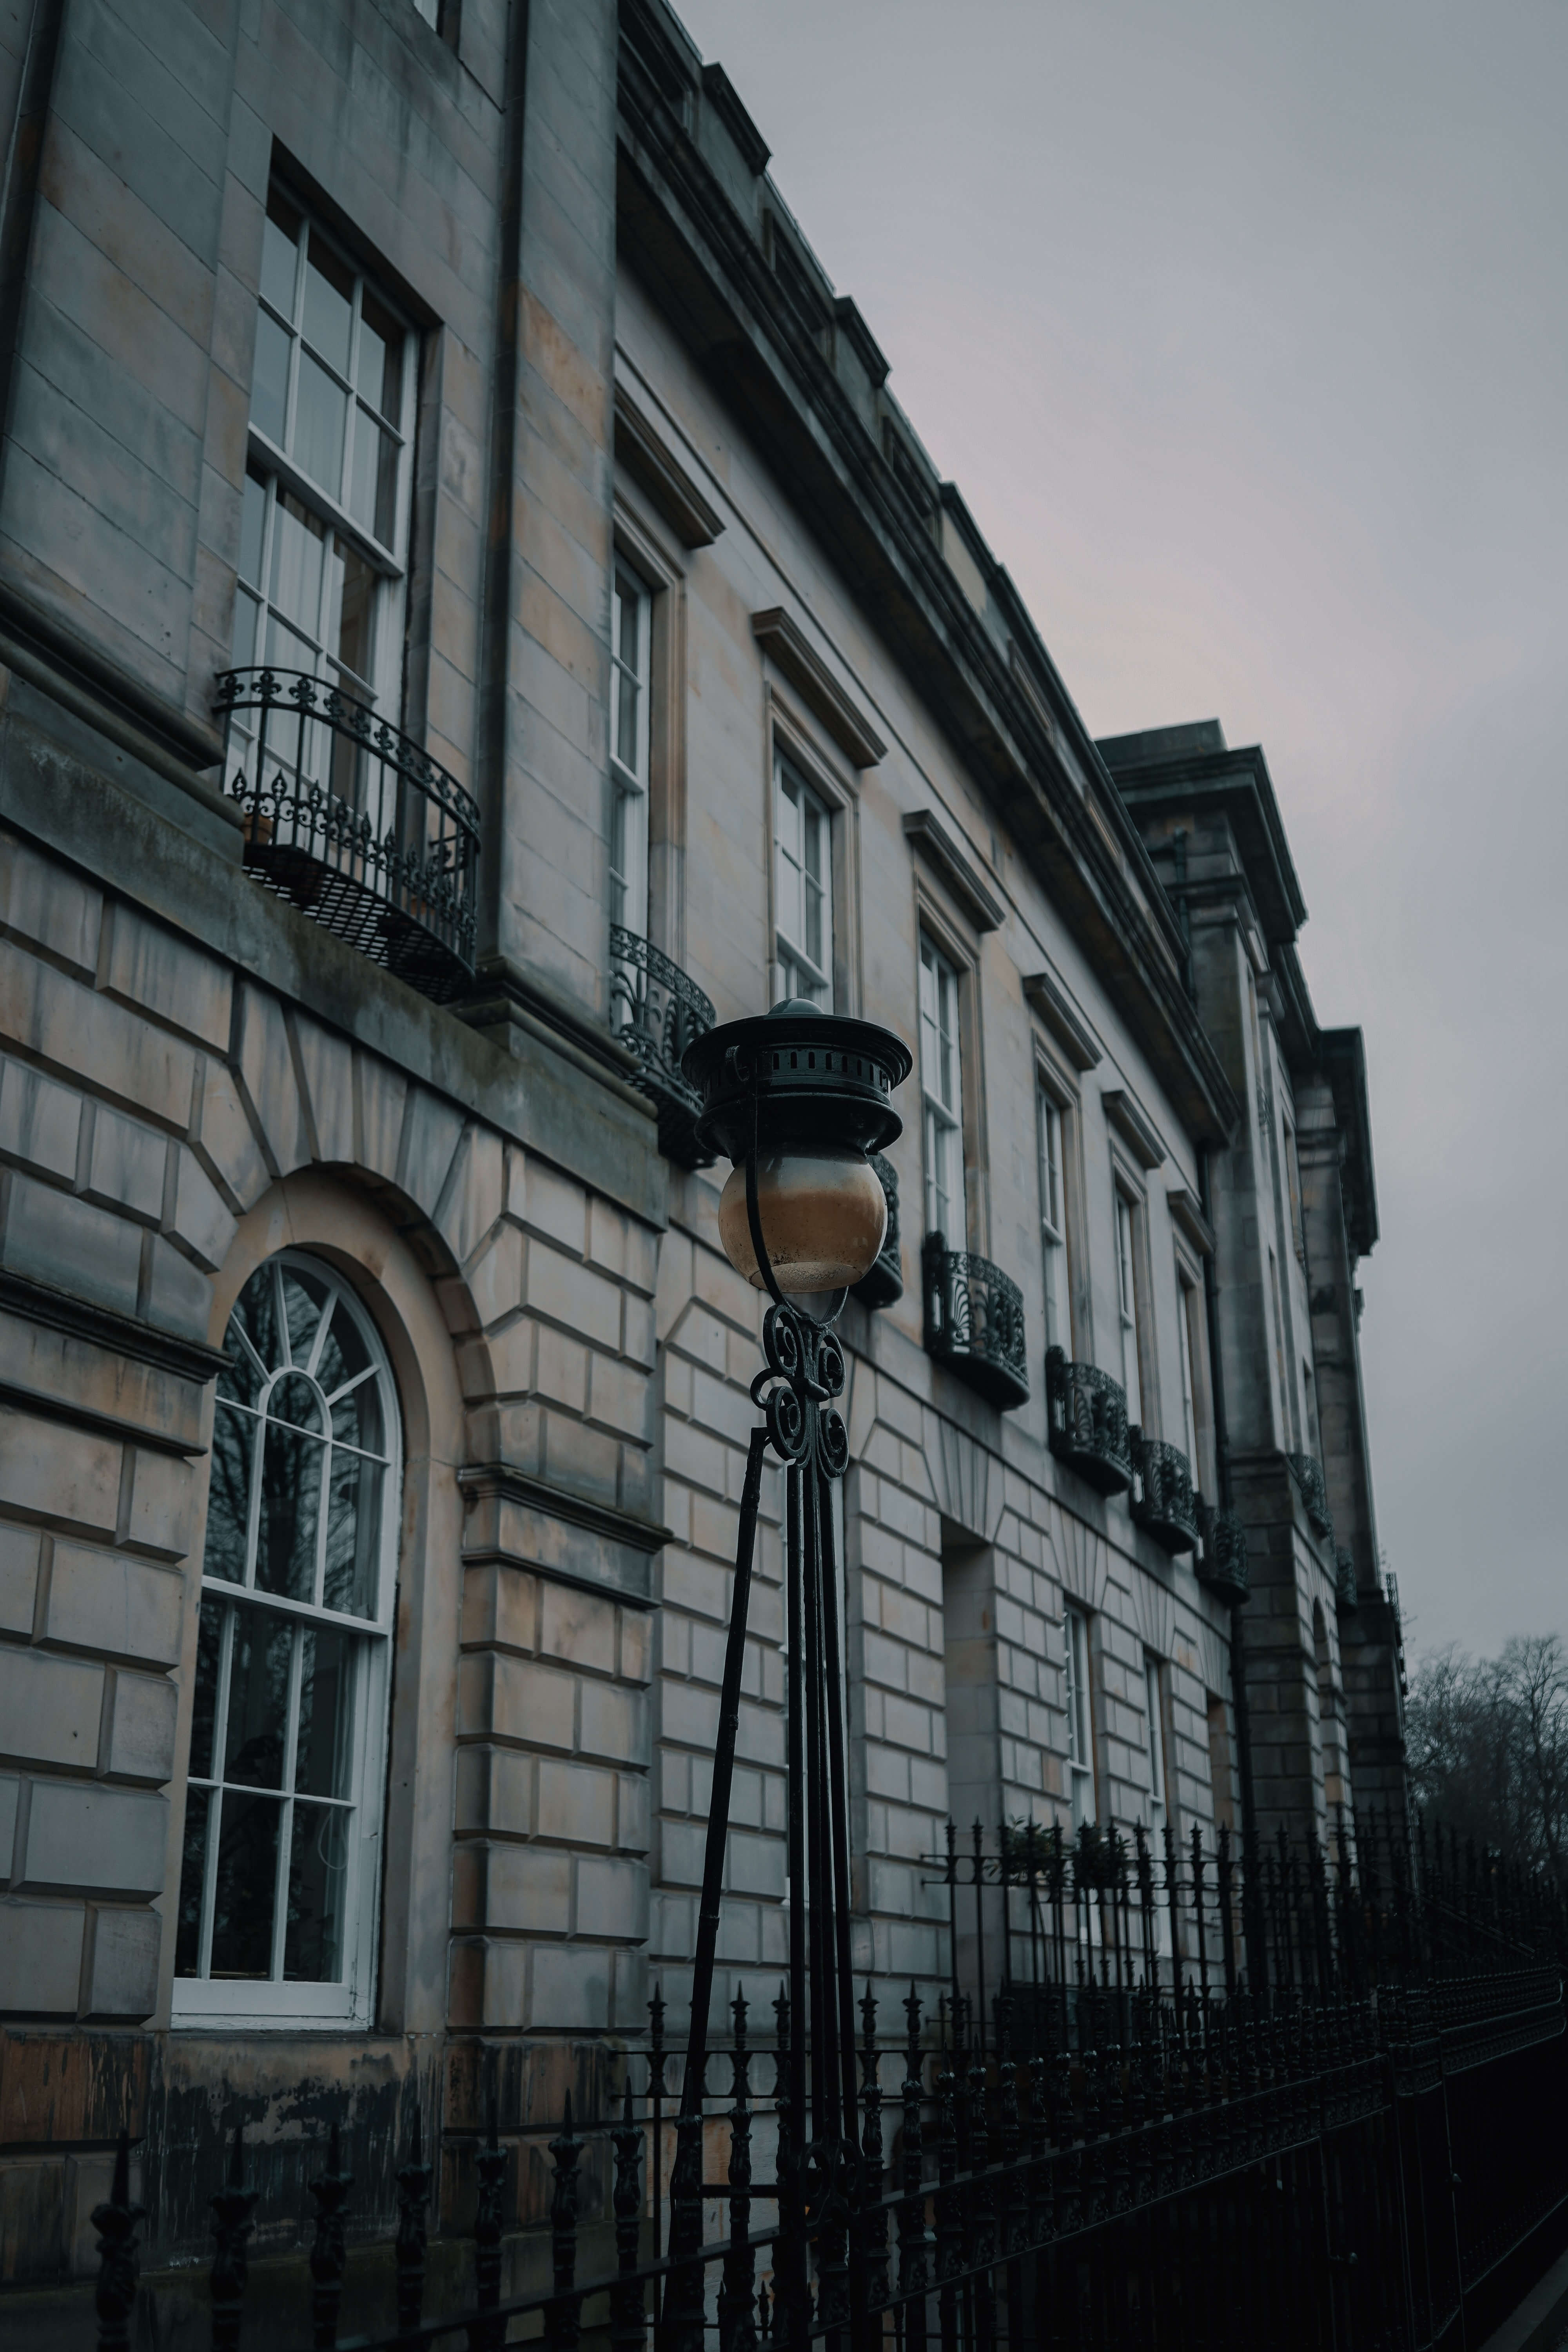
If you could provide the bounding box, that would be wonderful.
[234,189,414,713]
[1269,1246,1291,1442]
[1176,1267,1198,1467]
[1284,1118,1306,1264]
[920,936,964,1252]
[610,563,652,938]
[1144,1655,1168,1839]
[1064,1604,1094,1827]
[173,1252,400,2030]
[1038,1084,1069,1350]
[1115,1189,1143,1426]
[774,755,834,1007]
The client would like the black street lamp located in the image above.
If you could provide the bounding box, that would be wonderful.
[662,1000,913,2350]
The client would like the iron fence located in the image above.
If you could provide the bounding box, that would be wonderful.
[215,666,481,1004]
[90,1813,1568,2351]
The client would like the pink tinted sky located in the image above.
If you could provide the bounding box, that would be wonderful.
[670,0,1568,1660]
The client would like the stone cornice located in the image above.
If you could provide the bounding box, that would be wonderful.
[1102,740,1307,946]
[459,1461,672,1563]
[615,14,1240,1148]
[0,1269,228,1387]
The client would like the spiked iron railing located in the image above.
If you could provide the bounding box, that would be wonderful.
[922,1235,1029,1408]
[1288,1448,1335,1541]
[1045,1345,1132,1494]
[93,1810,1568,2352]
[608,927,716,1169]
[1129,1432,1200,1553]
[216,668,480,1004]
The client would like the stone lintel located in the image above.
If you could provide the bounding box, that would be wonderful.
[902,806,1004,931]
[614,383,725,548]
[1102,1083,1167,1171]
[754,607,886,768]
[1022,963,1102,1070]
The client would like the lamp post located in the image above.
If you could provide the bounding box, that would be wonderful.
[661,1000,912,2352]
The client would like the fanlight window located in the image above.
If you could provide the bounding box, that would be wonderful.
[174,1254,399,2027]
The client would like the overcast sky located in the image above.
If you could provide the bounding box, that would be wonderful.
[670,0,1568,1661]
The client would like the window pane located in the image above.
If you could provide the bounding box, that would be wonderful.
[331,539,377,690]
[303,233,354,376]
[615,655,639,780]
[803,800,824,887]
[616,571,642,673]
[231,586,260,671]
[296,1626,355,1795]
[203,1406,252,1584]
[322,1446,379,1618]
[295,352,347,496]
[264,617,319,685]
[222,1607,293,1788]
[282,1266,331,1365]
[251,309,291,447]
[189,1602,224,1779]
[230,1265,282,1375]
[285,1801,348,1981]
[238,472,267,591]
[350,413,399,546]
[269,492,327,644]
[261,190,301,317]
[608,785,630,929]
[174,1788,211,1976]
[357,291,403,422]
[209,1789,281,1977]
[257,1403,323,1603]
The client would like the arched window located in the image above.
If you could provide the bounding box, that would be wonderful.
[174,1253,400,2027]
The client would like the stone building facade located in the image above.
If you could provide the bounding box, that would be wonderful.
[0,0,1397,2310]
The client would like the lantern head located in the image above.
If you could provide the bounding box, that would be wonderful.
[682,1000,913,1294]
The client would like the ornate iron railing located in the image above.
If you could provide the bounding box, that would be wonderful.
[215,668,480,1004]
[1129,1431,1200,1553]
[850,1152,903,1308]
[921,1234,1029,1408]
[1198,1501,1250,1601]
[608,927,716,1169]
[93,1814,1568,2352]
[1336,1544,1359,1612]
[1288,1448,1335,1540]
[1045,1345,1132,1494]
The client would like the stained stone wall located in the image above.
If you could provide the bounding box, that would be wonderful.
[0,0,1394,2312]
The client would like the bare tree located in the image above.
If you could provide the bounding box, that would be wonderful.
[1406,1634,1568,1879]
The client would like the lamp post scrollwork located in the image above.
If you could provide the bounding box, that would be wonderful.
[667,1000,912,2352]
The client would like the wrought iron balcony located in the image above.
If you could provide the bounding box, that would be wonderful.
[922,1235,1029,1409]
[1287,1450,1334,1541]
[215,668,479,1004]
[609,926,716,1169]
[850,1152,903,1308]
[1197,1503,1250,1602]
[1130,1434,1200,1554]
[1335,1546,1359,1613]
[1045,1347,1132,1495]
